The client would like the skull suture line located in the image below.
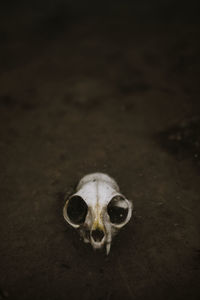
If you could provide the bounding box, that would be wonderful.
[63,173,133,255]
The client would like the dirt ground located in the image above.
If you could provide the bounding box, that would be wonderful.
[0,2,200,300]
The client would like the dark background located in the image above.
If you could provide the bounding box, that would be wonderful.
[0,1,200,300]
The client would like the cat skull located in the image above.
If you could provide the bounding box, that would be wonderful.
[63,173,133,255]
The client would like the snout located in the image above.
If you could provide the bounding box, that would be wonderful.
[90,228,106,249]
[91,229,105,242]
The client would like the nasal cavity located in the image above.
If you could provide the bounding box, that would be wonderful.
[91,229,105,242]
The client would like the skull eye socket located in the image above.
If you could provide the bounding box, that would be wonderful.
[67,196,88,225]
[107,196,128,224]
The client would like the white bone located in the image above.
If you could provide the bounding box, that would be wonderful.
[63,173,133,254]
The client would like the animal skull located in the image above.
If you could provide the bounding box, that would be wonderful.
[63,173,133,254]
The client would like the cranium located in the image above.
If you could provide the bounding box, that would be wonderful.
[63,173,133,254]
